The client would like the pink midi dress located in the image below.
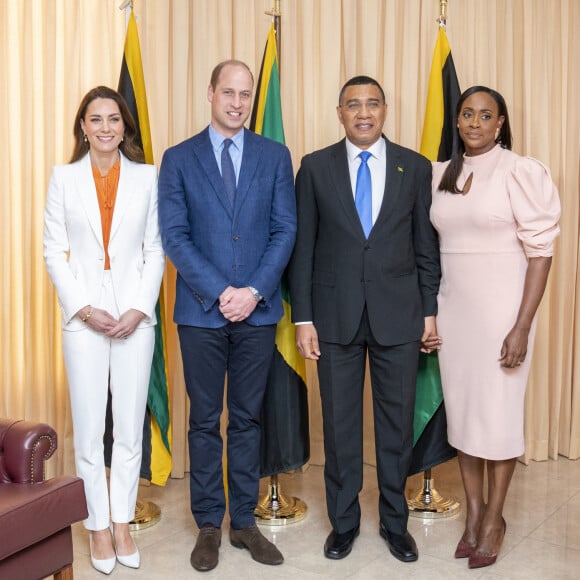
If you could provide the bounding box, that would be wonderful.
[430,145,560,459]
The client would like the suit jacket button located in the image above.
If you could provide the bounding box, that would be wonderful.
[232,264,237,269]
[233,235,239,241]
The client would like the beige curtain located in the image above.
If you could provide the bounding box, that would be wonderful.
[1,0,578,479]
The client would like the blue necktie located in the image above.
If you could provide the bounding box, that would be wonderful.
[221,138,236,207]
[355,151,372,238]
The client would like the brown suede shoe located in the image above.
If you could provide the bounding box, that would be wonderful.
[230,525,284,565]
[190,525,221,572]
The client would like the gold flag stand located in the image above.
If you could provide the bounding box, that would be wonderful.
[254,474,307,526]
[407,468,460,519]
[129,498,161,531]
[127,479,161,531]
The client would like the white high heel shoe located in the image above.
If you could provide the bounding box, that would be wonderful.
[89,533,116,575]
[117,548,141,569]
[111,523,141,569]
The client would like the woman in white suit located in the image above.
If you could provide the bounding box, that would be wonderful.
[44,86,165,574]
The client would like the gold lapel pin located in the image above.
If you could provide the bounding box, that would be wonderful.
[397,166,404,173]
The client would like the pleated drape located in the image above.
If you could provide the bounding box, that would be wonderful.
[1,0,578,478]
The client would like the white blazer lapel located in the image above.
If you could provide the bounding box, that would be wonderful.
[75,154,104,248]
[110,153,137,242]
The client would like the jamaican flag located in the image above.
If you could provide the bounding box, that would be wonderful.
[250,24,310,476]
[409,25,460,475]
[105,9,172,485]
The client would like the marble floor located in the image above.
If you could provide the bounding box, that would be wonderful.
[68,457,580,579]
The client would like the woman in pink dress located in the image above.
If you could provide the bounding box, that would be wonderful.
[428,86,560,569]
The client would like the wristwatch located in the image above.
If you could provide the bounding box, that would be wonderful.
[247,286,263,302]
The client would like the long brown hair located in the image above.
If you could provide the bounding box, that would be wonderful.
[69,86,145,163]
[438,86,513,193]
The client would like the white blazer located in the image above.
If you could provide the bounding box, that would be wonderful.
[44,152,165,331]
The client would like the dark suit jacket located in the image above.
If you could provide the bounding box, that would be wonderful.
[158,127,297,328]
[288,137,440,346]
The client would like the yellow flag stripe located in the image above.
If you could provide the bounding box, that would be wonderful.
[420,27,451,161]
[124,13,153,164]
[253,26,278,135]
[275,300,308,384]
[151,414,172,485]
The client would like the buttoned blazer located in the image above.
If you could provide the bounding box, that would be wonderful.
[157,127,297,328]
[288,137,441,346]
[44,152,165,330]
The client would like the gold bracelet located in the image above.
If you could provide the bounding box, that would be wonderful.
[81,307,93,322]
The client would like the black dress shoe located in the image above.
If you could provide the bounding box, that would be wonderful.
[324,526,360,559]
[379,524,418,562]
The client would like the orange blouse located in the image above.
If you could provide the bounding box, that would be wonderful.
[92,160,120,270]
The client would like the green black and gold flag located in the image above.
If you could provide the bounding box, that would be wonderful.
[117,10,171,485]
[409,25,460,475]
[250,24,310,476]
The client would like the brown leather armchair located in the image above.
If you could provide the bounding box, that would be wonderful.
[0,418,88,580]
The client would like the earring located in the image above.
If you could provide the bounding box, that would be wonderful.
[83,134,88,143]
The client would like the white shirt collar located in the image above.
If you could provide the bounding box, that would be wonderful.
[345,136,386,163]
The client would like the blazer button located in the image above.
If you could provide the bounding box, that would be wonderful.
[232,264,237,270]
[233,235,239,241]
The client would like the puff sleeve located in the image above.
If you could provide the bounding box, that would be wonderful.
[507,156,561,258]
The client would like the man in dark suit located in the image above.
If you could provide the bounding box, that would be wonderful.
[158,60,296,572]
[288,76,440,563]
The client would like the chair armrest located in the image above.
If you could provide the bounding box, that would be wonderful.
[0,419,57,483]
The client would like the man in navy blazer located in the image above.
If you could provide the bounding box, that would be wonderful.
[158,60,296,572]
[288,76,441,563]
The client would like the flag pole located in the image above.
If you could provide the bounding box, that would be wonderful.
[272,0,281,71]
[438,0,448,24]
[406,0,460,519]
[254,0,307,526]
[115,0,162,531]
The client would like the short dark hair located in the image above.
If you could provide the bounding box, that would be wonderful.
[209,60,254,90]
[70,86,144,164]
[339,76,386,105]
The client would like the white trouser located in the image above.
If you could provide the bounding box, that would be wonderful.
[62,271,154,531]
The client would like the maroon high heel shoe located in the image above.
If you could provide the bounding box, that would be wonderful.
[468,517,506,569]
[454,538,476,558]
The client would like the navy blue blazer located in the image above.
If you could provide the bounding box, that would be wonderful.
[158,127,296,328]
